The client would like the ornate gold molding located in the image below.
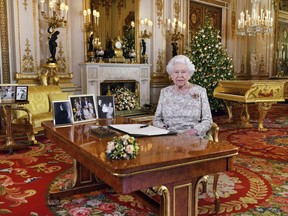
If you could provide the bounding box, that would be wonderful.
[21,39,35,72]
[174,0,180,20]
[23,0,28,10]
[156,0,163,27]
[0,0,10,83]
[57,41,67,73]
[231,2,235,38]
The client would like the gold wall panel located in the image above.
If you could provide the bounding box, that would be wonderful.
[0,0,10,83]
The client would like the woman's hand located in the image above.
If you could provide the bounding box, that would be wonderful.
[186,128,198,136]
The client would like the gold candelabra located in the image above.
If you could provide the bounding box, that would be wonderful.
[39,0,69,84]
[40,0,69,31]
[140,18,153,39]
[166,18,186,42]
[83,8,101,62]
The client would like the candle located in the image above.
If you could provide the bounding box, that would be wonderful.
[64,5,68,21]
[87,9,91,23]
[131,21,135,28]
[167,19,171,31]
[60,2,65,18]
[93,10,96,24]
[40,0,45,12]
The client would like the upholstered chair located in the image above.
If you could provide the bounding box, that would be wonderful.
[1,85,67,144]
[196,122,220,213]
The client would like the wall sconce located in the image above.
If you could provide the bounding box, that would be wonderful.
[140,18,153,39]
[40,0,69,30]
[166,18,186,42]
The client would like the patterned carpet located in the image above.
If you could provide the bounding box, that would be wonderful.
[0,103,287,215]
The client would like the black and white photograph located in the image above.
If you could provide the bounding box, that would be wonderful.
[0,85,16,102]
[69,94,97,123]
[52,100,73,126]
[15,86,28,102]
[97,95,115,119]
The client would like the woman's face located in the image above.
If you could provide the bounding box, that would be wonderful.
[170,63,190,88]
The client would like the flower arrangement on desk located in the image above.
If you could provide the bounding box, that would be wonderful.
[111,86,140,111]
[106,134,140,160]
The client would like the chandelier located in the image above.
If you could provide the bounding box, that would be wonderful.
[237,0,273,36]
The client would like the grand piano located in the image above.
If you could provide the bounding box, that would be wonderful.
[213,80,288,131]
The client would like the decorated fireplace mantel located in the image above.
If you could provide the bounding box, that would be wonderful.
[79,63,151,107]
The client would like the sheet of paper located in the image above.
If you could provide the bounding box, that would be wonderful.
[109,124,174,137]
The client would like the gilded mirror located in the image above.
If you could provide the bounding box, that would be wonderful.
[274,0,288,77]
[84,0,139,62]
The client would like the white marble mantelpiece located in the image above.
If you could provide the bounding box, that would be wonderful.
[79,63,151,106]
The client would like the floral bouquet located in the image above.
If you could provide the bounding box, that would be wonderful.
[106,134,140,160]
[111,86,140,111]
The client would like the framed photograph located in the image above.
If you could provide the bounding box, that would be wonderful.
[97,95,115,119]
[52,100,73,127]
[15,86,28,102]
[0,85,17,102]
[69,94,97,123]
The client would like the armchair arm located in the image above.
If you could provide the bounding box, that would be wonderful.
[11,106,33,125]
[211,122,219,143]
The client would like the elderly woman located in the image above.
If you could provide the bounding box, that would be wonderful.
[153,55,212,137]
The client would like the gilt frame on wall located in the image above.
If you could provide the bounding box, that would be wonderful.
[189,1,222,39]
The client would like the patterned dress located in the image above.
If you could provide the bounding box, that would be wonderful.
[153,84,212,137]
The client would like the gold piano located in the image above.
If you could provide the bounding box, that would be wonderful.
[213,80,288,131]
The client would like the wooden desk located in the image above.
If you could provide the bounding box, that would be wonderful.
[42,119,238,216]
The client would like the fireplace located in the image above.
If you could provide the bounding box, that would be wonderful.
[80,63,151,107]
[100,80,139,96]
[100,80,140,111]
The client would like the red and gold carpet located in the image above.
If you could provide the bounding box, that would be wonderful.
[0,104,287,215]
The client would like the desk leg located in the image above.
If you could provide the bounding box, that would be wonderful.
[155,178,201,216]
[49,160,108,199]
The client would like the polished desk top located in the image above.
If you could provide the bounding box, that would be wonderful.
[42,118,238,194]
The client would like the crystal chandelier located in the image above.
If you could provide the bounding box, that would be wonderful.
[237,0,273,36]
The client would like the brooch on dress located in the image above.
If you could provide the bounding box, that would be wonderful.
[190,93,199,99]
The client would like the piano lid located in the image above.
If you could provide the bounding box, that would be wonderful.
[213,80,287,103]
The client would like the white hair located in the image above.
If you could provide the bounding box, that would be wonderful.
[166,55,196,76]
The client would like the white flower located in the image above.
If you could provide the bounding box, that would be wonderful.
[125,145,134,154]
[106,141,115,154]
[122,134,130,140]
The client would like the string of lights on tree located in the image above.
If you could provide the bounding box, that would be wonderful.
[185,16,234,112]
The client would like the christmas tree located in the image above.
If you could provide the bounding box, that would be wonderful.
[122,24,135,58]
[185,16,234,112]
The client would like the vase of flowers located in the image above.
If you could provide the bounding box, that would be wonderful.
[106,134,140,160]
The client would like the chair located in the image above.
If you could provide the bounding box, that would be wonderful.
[196,122,220,213]
[1,85,66,144]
